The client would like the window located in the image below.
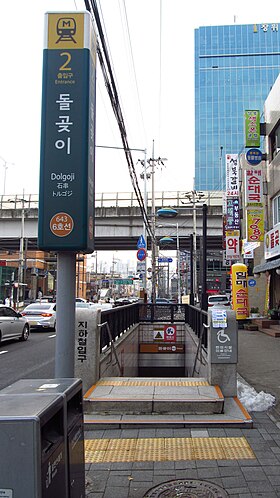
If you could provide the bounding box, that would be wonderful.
[270,121,280,159]
[272,194,280,225]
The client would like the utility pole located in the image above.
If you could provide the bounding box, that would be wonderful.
[151,141,157,304]
[148,141,167,303]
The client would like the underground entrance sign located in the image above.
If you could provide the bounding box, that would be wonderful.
[38,12,96,252]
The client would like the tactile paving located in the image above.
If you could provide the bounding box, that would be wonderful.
[85,436,255,463]
[97,379,209,387]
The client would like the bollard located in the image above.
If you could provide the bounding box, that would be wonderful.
[207,307,238,397]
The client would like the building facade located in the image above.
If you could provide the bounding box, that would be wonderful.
[195,22,280,191]
[253,73,280,311]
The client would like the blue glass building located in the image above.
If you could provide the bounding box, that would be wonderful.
[195,23,280,190]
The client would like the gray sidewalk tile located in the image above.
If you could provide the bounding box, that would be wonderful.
[267,474,280,485]
[225,490,251,496]
[174,461,197,469]
[219,466,244,477]
[247,480,275,493]
[129,470,154,481]
[241,466,267,480]
[132,461,154,470]
[222,475,247,488]
[103,487,129,498]
[106,474,130,487]
[196,459,218,468]
[197,467,220,479]
[175,469,199,479]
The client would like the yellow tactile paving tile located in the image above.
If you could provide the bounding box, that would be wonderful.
[84,436,255,463]
[97,379,210,387]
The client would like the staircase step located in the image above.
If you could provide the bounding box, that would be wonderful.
[83,377,224,416]
[83,397,253,429]
[258,327,280,337]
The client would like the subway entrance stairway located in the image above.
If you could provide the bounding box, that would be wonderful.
[83,377,252,429]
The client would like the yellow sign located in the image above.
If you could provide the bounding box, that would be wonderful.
[231,263,249,319]
[246,208,264,242]
[47,13,85,49]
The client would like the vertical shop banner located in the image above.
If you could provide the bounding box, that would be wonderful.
[231,263,249,319]
[244,169,263,206]
[244,110,260,147]
[226,197,240,230]
[226,154,239,197]
[38,12,97,252]
[225,230,240,261]
[246,208,264,242]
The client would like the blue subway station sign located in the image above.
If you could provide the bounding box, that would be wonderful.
[38,12,96,252]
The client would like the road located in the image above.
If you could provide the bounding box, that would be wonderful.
[0,330,55,391]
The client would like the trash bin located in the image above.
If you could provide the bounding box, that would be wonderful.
[1,378,85,498]
[0,393,66,497]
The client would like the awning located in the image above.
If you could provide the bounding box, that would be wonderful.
[253,257,280,274]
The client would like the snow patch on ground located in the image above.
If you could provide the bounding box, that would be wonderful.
[237,379,275,412]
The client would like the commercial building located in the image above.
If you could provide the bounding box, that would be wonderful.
[195,22,280,190]
[253,72,280,310]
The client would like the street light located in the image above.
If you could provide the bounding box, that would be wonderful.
[158,222,181,303]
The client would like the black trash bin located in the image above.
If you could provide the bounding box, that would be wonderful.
[1,378,85,498]
[0,393,66,497]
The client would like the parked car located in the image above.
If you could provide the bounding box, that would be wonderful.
[0,305,29,343]
[149,298,173,304]
[208,294,231,307]
[21,302,56,331]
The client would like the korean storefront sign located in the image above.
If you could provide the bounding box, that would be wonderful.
[246,208,264,242]
[231,263,249,319]
[38,12,97,252]
[225,230,240,261]
[265,224,280,259]
[226,154,239,197]
[226,197,240,230]
[244,169,263,207]
[244,110,260,147]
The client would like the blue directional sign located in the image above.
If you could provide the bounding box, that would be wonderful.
[137,235,146,249]
[158,257,173,263]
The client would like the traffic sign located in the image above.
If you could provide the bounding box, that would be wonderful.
[137,248,147,261]
[158,257,173,263]
[248,278,257,287]
[137,235,146,249]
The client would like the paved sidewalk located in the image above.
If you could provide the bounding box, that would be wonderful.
[84,327,280,497]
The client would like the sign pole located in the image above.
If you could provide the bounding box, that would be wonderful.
[55,252,76,377]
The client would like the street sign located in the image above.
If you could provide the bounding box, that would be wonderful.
[248,278,257,287]
[164,325,177,342]
[246,148,262,166]
[137,235,146,249]
[158,257,173,263]
[137,248,146,261]
[38,12,97,252]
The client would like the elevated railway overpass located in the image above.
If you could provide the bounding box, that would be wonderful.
[0,190,224,252]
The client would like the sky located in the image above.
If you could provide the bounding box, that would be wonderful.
[0,1,279,269]
[0,0,278,198]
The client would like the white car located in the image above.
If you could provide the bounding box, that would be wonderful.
[208,294,231,307]
[22,303,56,331]
[0,305,29,343]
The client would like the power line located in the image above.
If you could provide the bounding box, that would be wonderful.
[84,0,154,241]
